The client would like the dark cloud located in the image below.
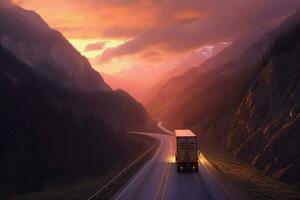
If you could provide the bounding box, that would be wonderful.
[81,0,138,7]
[16,0,300,65]
[101,26,143,38]
[141,50,161,61]
[96,0,300,63]
[84,42,106,52]
[142,50,160,58]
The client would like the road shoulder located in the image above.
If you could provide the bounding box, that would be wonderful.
[200,142,300,200]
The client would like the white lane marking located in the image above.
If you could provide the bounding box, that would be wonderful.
[154,137,172,200]
[161,137,173,199]
[114,136,164,200]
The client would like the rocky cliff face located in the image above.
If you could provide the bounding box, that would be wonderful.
[146,9,300,132]
[146,8,300,185]
[228,20,300,184]
[0,5,110,91]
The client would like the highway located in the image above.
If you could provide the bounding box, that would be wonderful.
[112,123,229,200]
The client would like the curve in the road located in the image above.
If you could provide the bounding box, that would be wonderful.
[112,123,229,200]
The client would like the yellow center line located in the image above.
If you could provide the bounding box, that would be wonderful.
[154,138,172,200]
[154,156,168,200]
[161,139,173,199]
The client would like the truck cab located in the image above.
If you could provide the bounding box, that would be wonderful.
[175,130,198,172]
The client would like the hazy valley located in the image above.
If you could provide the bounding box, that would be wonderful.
[1,1,300,200]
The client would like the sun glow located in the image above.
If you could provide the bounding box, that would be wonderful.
[68,39,124,59]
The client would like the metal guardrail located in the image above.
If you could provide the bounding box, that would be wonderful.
[87,139,158,200]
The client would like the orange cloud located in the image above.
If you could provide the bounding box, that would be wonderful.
[16,0,157,39]
[95,0,300,64]
[174,10,207,24]
[14,0,300,74]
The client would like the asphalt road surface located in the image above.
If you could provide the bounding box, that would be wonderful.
[112,124,229,200]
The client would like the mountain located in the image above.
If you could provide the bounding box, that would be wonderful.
[0,4,154,197]
[0,4,110,91]
[146,9,300,129]
[143,43,228,105]
[0,44,150,196]
[146,36,257,128]
[146,9,300,184]
[163,43,229,80]
[103,44,228,102]
[227,16,300,184]
[0,4,151,129]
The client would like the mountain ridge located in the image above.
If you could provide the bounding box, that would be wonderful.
[0,5,110,91]
[0,41,152,196]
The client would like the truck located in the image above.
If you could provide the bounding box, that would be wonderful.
[175,130,198,172]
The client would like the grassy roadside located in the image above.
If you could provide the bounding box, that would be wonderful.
[6,134,156,200]
[200,141,300,200]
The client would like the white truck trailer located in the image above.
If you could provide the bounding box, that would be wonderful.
[175,130,198,172]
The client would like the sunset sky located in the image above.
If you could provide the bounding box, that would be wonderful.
[14,0,300,74]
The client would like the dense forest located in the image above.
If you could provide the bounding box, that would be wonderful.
[0,45,149,196]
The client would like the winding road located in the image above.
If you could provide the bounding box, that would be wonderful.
[112,123,229,200]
